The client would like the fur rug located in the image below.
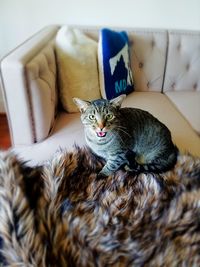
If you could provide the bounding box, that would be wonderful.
[0,146,200,267]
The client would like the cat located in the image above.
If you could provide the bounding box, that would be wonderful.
[73,94,178,177]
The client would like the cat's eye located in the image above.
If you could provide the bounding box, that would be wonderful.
[106,114,114,120]
[88,115,96,120]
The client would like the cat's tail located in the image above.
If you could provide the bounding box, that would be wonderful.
[125,146,179,174]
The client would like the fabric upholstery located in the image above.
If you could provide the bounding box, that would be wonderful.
[163,30,200,92]
[26,43,58,142]
[1,25,59,145]
[128,29,167,92]
[10,92,200,166]
[165,91,200,134]
[11,112,85,165]
[162,30,200,135]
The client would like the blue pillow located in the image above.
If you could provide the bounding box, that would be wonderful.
[98,28,134,100]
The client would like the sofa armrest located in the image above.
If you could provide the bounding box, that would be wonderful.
[0,25,60,146]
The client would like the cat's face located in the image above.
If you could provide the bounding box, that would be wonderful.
[73,95,126,139]
[79,99,118,138]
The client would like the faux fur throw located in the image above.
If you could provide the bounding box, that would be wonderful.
[0,147,200,266]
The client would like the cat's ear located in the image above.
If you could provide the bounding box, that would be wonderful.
[73,98,91,113]
[109,94,126,109]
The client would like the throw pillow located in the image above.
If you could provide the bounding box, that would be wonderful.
[98,28,134,99]
[55,26,101,113]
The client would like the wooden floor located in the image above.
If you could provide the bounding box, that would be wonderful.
[0,114,11,150]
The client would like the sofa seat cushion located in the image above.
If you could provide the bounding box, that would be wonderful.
[11,92,200,166]
[165,91,200,134]
[11,112,85,166]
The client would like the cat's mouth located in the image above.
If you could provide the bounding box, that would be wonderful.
[96,131,107,137]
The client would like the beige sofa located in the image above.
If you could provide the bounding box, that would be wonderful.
[1,25,200,166]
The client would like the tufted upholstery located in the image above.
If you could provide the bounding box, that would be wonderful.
[82,28,168,92]
[1,25,59,145]
[128,30,167,92]
[163,30,200,92]
[1,25,200,165]
[26,42,58,142]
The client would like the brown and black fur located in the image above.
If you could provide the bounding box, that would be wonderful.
[0,147,200,266]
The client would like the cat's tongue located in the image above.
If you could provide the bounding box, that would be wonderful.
[97,131,106,137]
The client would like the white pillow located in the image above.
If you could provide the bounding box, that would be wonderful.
[55,26,101,113]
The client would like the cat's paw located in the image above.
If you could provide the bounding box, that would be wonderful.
[124,164,132,172]
[124,164,139,174]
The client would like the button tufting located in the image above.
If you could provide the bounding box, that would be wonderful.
[38,67,43,76]
[129,40,134,46]
[45,54,52,65]
[38,64,47,77]
[171,82,176,90]
[186,63,190,71]
[34,64,40,79]
[177,43,181,50]
[139,62,144,68]
[193,83,197,90]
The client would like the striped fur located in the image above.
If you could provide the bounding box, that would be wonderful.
[0,147,200,266]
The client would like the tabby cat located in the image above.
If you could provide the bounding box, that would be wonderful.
[73,94,178,177]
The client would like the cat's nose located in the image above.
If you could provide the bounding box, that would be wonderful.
[98,120,105,130]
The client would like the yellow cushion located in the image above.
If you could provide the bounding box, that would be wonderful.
[55,26,101,112]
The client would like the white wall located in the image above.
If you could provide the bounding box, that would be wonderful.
[0,0,200,111]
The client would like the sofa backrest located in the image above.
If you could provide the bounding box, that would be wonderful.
[83,27,200,93]
[83,27,200,135]
[82,27,168,92]
[163,30,200,92]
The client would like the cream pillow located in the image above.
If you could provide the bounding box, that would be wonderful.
[55,26,101,112]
